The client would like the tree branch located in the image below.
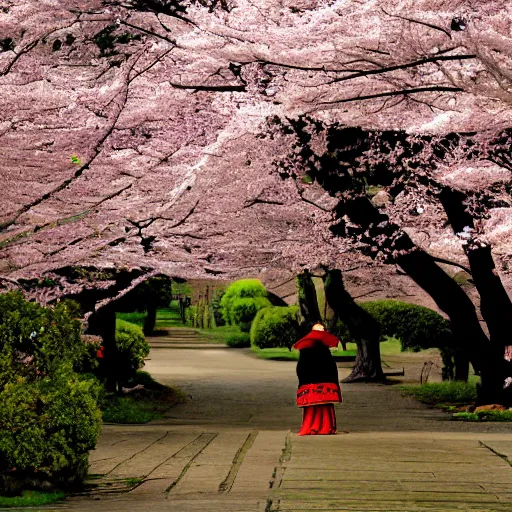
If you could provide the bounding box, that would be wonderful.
[317,86,464,106]
[326,55,476,85]
[430,256,472,275]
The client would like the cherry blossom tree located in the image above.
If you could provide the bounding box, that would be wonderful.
[1,0,511,402]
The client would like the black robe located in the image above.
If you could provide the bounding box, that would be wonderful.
[296,341,339,387]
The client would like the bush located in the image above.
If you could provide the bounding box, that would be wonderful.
[0,292,102,494]
[250,306,301,349]
[219,279,268,326]
[0,368,101,494]
[0,293,86,386]
[333,300,452,352]
[115,319,150,385]
[231,296,272,332]
[226,333,251,348]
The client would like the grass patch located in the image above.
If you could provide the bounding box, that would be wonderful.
[116,311,146,328]
[101,371,186,424]
[0,490,65,507]
[155,305,186,328]
[400,380,477,406]
[196,325,243,344]
[452,410,512,422]
[251,346,357,361]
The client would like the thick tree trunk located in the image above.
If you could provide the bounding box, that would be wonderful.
[297,270,322,329]
[344,196,489,384]
[439,189,512,404]
[323,269,384,382]
[396,249,487,374]
[87,305,118,392]
[143,300,157,336]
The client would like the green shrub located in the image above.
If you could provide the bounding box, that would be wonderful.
[0,292,86,386]
[333,300,452,352]
[0,368,101,494]
[226,333,251,348]
[231,296,272,332]
[250,306,301,349]
[219,279,268,326]
[0,292,102,494]
[115,319,150,385]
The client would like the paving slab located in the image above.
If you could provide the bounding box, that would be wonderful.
[58,344,512,512]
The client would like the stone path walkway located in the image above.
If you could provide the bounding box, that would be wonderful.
[53,334,512,512]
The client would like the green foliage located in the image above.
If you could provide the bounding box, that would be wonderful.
[0,292,86,386]
[452,410,512,422]
[231,297,272,332]
[0,368,101,493]
[115,320,150,384]
[101,396,162,424]
[219,279,269,329]
[333,300,452,352]
[226,333,251,348]
[0,293,102,492]
[0,490,65,507]
[70,155,81,165]
[116,311,147,328]
[400,381,477,405]
[250,306,301,349]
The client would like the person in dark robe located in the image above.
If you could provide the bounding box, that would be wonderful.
[294,323,342,435]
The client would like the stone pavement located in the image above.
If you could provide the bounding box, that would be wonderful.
[50,343,512,512]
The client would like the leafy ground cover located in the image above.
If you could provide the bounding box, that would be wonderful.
[452,410,512,422]
[398,379,512,422]
[101,371,185,424]
[0,490,65,507]
[400,380,478,406]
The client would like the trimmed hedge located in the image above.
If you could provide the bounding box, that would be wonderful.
[333,300,452,352]
[250,306,301,349]
[219,280,271,332]
[0,292,102,494]
[226,333,251,348]
[231,297,272,332]
[115,319,150,385]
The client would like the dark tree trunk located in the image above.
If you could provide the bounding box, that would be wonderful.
[439,188,512,404]
[87,305,118,392]
[143,289,157,336]
[323,269,384,382]
[297,270,322,329]
[395,249,487,375]
[454,352,470,381]
[344,196,489,383]
[179,297,187,323]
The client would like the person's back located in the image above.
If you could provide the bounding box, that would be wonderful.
[296,341,339,386]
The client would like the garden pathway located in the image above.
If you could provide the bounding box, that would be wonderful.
[52,340,512,512]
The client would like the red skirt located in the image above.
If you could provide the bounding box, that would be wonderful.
[298,404,337,436]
